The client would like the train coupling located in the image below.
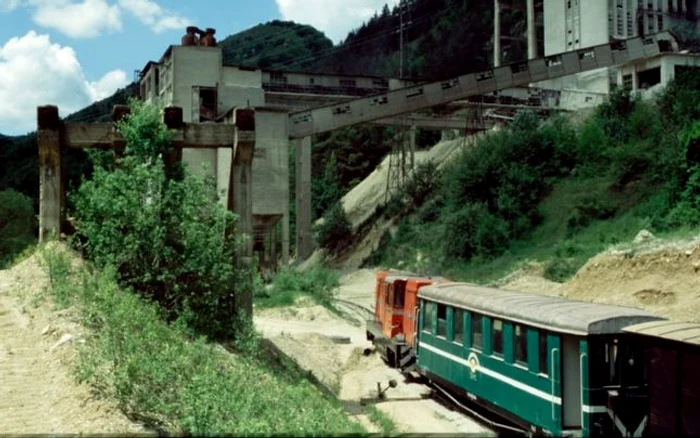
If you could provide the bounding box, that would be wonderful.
[359,379,398,405]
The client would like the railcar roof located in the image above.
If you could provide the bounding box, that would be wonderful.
[419,283,664,336]
[623,320,700,347]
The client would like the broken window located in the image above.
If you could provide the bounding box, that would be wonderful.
[199,87,217,122]
[637,66,661,89]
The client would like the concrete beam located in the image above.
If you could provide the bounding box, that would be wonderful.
[37,105,62,242]
[295,136,313,261]
[287,32,675,138]
[62,122,249,149]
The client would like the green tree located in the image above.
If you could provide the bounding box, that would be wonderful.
[72,100,248,340]
[0,189,35,267]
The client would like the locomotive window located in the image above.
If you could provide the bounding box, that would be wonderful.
[394,283,405,308]
[472,314,483,350]
[514,324,527,365]
[539,331,548,375]
[437,304,447,338]
[453,309,464,345]
[492,319,503,356]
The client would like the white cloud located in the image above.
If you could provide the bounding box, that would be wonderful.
[1,0,190,38]
[32,0,122,38]
[118,0,190,34]
[0,31,129,134]
[275,0,399,44]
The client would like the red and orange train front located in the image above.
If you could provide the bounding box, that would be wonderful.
[367,270,445,369]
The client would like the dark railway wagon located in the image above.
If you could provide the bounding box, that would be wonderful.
[623,320,700,437]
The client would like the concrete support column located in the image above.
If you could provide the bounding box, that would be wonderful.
[527,0,537,60]
[37,105,62,242]
[295,136,313,261]
[229,109,256,317]
[494,0,501,67]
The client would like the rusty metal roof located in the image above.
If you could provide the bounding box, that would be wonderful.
[623,320,700,346]
[419,283,664,336]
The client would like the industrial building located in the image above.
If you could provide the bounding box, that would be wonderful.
[494,0,700,101]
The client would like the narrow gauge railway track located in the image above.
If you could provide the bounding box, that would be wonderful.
[330,299,526,436]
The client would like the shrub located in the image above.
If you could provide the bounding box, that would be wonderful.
[259,266,340,308]
[444,203,510,260]
[72,100,248,341]
[0,189,35,267]
[315,202,352,255]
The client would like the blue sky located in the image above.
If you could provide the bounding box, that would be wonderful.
[0,0,396,135]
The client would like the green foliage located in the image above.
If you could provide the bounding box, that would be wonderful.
[256,266,340,308]
[39,248,362,435]
[315,203,352,255]
[367,70,700,284]
[0,189,36,268]
[72,100,247,341]
[219,20,333,70]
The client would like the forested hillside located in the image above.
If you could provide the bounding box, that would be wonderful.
[219,20,333,70]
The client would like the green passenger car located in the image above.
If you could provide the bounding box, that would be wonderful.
[415,283,663,437]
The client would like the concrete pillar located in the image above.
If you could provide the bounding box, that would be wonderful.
[494,0,501,67]
[270,225,277,270]
[295,136,313,261]
[228,109,256,317]
[527,0,537,60]
[37,105,62,242]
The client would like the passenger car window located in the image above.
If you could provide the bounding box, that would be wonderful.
[515,324,527,364]
[453,309,464,344]
[492,319,503,356]
[472,314,483,350]
[437,304,447,338]
[424,301,436,333]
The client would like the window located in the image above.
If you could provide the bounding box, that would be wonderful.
[437,304,447,338]
[472,314,483,350]
[539,331,549,375]
[453,309,464,345]
[492,319,503,356]
[423,301,436,333]
[514,325,527,364]
[339,78,357,87]
[623,73,633,89]
[393,282,405,308]
[309,77,315,85]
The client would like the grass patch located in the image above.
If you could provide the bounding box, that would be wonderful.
[255,266,340,309]
[39,245,364,436]
[367,405,398,435]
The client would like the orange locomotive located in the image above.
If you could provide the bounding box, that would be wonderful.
[366,270,447,371]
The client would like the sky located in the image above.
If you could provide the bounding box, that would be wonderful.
[0,0,398,135]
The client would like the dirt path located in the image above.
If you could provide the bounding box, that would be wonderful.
[0,256,145,435]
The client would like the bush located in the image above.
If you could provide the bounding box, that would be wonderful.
[258,266,340,308]
[444,203,510,260]
[72,100,248,341]
[0,189,36,267]
[315,202,352,255]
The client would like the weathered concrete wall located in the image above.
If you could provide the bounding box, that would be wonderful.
[222,66,262,88]
[172,46,221,179]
